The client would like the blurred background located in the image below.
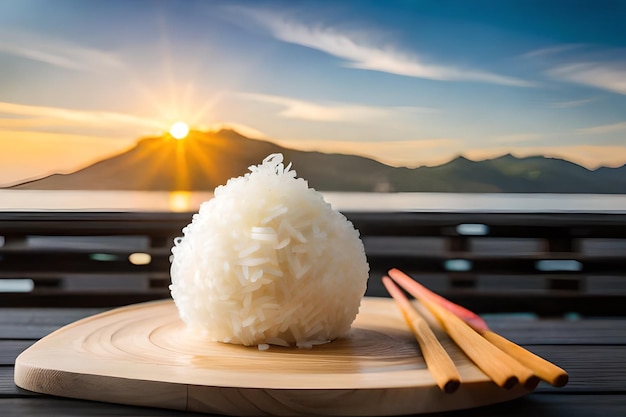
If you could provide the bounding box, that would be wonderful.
[0,0,624,193]
[1,0,625,313]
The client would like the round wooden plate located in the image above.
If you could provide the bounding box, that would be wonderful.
[15,297,531,416]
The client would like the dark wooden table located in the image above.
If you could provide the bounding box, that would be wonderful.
[2,305,625,417]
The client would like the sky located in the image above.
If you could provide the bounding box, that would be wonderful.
[1,0,625,186]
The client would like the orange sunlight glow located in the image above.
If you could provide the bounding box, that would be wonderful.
[169,121,189,140]
[168,191,192,212]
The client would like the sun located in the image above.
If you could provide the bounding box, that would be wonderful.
[169,121,189,140]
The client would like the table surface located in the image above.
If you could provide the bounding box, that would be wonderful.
[2,304,625,417]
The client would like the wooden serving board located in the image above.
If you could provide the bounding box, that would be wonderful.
[15,297,531,416]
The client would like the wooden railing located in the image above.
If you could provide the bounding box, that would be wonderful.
[356,212,626,316]
[1,211,626,316]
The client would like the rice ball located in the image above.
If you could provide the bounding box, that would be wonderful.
[170,153,369,347]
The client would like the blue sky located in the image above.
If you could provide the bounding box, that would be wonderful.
[1,0,625,185]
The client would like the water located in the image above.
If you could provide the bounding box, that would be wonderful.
[1,190,625,213]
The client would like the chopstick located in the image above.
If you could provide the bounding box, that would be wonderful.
[480,330,568,387]
[382,277,461,393]
[386,272,539,390]
[388,268,569,388]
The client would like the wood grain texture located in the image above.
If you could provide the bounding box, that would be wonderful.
[481,330,568,387]
[382,276,461,393]
[14,298,531,416]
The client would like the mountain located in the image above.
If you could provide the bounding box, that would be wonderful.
[9,129,626,193]
[400,154,625,193]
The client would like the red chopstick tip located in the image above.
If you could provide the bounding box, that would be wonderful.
[387,269,491,332]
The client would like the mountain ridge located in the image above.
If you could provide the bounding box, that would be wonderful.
[8,129,626,193]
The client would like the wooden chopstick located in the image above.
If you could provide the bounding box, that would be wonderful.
[382,276,461,393]
[387,273,539,390]
[388,268,489,331]
[480,330,568,387]
[388,268,568,388]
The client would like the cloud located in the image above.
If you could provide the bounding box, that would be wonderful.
[0,28,123,71]
[521,44,586,59]
[577,120,626,135]
[234,92,436,122]
[524,44,626,95]
[546,97,595,108]
[235,8,533,87]
[548,61,626,95]
[0,101,164,133]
